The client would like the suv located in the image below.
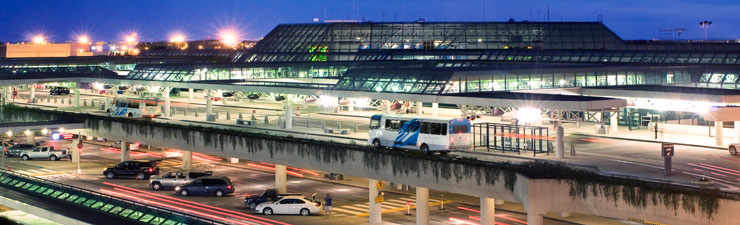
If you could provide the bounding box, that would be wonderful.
[20,146,69,161]
[49,87,70,95]
[149,170,213,190]
[244,188,302,209]
[175,176,235,197]
[103,160,160,180]
[6,144,35,157]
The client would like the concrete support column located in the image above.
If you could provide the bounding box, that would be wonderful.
[735,121,740,144]
[29,84,35,102]
[527,213,544,225]
[480,197,496,225]
[71,137,80,163]
[348,100,354,112]
[206,92,214,121]
[416,187,429,225]
[74,83,80,108]
[556,125,565,158]
[163,87,171,117]
[610,112,619,133]
[121,142,130,162]
[716,121,724,146]
[368,179,382,224]
[25,132,34,145]
[416,102,423,117]
[284,103,293,129]
[188,88,194,103]
[383,100,391,114]
[275,164,287,193]
[182,150,192,171]
[432,103,439,117]
[229,158,239,163]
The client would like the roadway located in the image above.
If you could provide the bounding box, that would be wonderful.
[1,135,581,225]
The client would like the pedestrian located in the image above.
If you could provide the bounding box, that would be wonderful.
[653,123,658,139]
[324,193,332,216]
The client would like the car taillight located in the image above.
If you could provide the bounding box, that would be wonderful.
[148,168,153,172]
[227,185,232,189]
[315,203,319,207]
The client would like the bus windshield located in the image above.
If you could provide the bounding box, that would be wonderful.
[452,124,469,133]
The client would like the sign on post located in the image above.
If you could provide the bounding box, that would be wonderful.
[77,143,84,149]
[376,181,384,190]
[375,196,384,203]
[661,143,674,176]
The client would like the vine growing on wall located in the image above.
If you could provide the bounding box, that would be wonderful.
[2,104,730,220]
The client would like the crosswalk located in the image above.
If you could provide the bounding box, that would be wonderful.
[14,168,67,177]
[330,196,446,217]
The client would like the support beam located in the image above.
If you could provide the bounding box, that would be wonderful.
[275,164,287,193]
[368,179,382,224]
[121,142,130,162]
[188,88,194,103]
[284,103,293,129]
[556,125,564,158]
[25,131,34,145]
[73,82,80,108]
[527,213,544,225]
[71,138,80,163]
[29,84,35,103]
[416,102,423,117]
[182,150,192,171]
[416,187,429,225]
[206,92,214,121]
[610,111,619,133]
[163,87,171,117]
[480,197,496,225]
[716,121,724,146]
[432,103,439,117]
[735,121,740,144]
[383,100,391,114]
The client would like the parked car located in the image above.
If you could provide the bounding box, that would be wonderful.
[255,196,322,216]
[174,176,234,197]
[244,188,302,209]
[729,143,740,155]
[103,160,160,180]
[110,141,139,150]
[6,144,36,157]
[20,146,69,161]
[149,170,213,190]
[49,87,70,95]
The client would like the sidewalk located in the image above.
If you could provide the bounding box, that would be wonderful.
[564,123,728,150]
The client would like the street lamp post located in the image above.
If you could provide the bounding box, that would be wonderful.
[700,20,712,41]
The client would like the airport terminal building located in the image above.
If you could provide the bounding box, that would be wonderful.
[3,21,740,143]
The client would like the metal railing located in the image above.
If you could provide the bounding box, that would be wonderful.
[0,169,226,225]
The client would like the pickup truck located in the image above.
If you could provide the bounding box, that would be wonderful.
[149,170,213,190]
[20,146,70,161]
[244,189,302,209]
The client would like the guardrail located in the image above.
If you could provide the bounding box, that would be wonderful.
[0,168,226,225]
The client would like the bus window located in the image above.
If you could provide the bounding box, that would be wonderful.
[421,122,430,134]
[441,123,447,135]
[431,123,442,135]
[370,118,381,129]
[386,120,402,131]
[453,124,469,133]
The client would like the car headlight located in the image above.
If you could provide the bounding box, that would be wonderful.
[175,186,181,191]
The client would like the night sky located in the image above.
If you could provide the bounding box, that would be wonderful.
[1,0,738,43]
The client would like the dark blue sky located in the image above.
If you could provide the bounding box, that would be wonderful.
[1,0,738,43]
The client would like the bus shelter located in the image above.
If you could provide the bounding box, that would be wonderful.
[472,122,551,156]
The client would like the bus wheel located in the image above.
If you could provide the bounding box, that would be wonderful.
[420,144,430,155]
[730,146,738,155]
[127,113,133,118]
[373,139,382,149]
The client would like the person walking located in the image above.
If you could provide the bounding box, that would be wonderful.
[653,123,659,139]
[324,193,332,216]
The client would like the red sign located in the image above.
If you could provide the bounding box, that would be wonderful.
[61,133,74,139]
[77,143,83,149]
[406,201,411,206]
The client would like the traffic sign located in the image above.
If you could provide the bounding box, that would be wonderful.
[375,196,384,203]
[77,143,83,149]
[376,181,384,190]
[661,143,674,157]
[406,201,412,206]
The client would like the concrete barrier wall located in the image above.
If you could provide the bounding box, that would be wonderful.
[78,119,738,225]
[0,195,90,225]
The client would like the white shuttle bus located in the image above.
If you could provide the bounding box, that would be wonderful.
[368,114,472,154]
[106,97,162,118]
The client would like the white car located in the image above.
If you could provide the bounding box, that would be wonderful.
[255,196,322,216]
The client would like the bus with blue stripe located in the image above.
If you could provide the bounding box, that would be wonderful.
[368,114,472,154]
[106,97,162,118]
